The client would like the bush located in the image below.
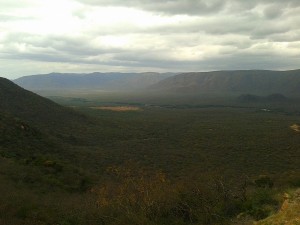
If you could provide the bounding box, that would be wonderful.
[254,175,273,188]
[92,163,179,224]
[243,188,278,220]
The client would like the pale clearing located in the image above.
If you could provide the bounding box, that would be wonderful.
[290,124,300,132]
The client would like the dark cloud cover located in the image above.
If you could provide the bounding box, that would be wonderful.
[75,0,300,15]
[75,0,226,15]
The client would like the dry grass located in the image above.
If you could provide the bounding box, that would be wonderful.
[255,203,300,225]
[89,106,142,112]
[290,124,300,132]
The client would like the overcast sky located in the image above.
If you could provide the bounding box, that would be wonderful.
[1,0,300,79]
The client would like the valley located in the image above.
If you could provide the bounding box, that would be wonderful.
[2,0,300,223]
[2,73,300,224]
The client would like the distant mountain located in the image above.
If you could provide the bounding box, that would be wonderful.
[237,94,261,102]
[265,93,288,101]
[149,69,300,96]
[14,72,175,91]
[237,93,288,103]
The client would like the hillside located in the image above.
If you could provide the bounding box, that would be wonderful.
[0,77,80,119]
[13,72,174,92]
[0,112,56,157]
[0,78,94,194]
[150,69,300,96]
[0,77,96,142]
[237,94,288,103]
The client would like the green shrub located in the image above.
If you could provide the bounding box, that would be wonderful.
[243,188,278,220]
[254,175,274,188]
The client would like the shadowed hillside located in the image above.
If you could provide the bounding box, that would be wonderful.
[0,77,96,142]
[150,69,300,96]
[0,77,85,121]
[0,78,93,193]
[0,112,56,157]
[237,93,288,103]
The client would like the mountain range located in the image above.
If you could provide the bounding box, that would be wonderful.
[13,69,300,96]
[14,72,174,91]
[150,69,300,95]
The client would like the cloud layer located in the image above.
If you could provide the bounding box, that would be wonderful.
[0,0,299,78]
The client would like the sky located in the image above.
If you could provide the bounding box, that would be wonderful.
[0,0,300,79]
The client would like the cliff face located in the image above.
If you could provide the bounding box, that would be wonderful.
[255,189,300,225]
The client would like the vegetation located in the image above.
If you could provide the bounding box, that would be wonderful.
[255,189,300,225]
[2,77,300,224]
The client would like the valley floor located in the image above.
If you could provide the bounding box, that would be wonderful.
[3,91,300,224]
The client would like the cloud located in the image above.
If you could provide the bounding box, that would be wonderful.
[0,0,300,78]
[75,0,226,16]
[75,0,300,16]
[263,4,283,19]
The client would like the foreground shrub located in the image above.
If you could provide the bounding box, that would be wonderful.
[92,163,248,225]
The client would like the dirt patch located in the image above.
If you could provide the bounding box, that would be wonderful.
[90,106,142,112]
[290,124,300,132]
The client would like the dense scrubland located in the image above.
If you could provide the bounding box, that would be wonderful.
[2,77,300,224]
